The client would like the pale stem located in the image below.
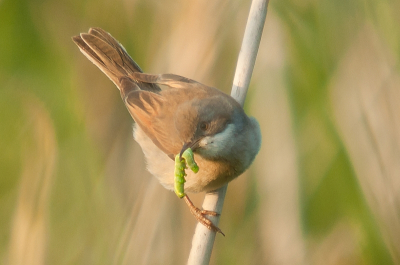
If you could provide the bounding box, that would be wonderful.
[187,0,269,264]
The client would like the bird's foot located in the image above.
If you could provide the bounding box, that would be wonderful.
[183,195,225,236]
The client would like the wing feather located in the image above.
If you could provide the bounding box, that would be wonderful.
[132,73,208,89]
[124,90,181,157]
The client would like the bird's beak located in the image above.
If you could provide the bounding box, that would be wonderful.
[179,137,203,159]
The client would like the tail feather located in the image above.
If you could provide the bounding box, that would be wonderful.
[89,28,143,73]
[72,28,160,93]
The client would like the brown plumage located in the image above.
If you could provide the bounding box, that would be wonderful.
[72,28,261,235]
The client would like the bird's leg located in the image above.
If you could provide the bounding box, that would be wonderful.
[174,148,224,236]
[183,195,225,236]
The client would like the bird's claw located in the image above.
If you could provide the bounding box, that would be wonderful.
[184,195,225,236]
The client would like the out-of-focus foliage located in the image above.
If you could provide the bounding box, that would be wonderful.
[1,0,399,264]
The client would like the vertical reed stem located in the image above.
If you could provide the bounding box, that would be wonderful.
[187,0,269,264]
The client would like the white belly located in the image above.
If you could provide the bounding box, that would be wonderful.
[133,124,223,193]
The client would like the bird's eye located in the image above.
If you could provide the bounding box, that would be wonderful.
[200,122,208,131]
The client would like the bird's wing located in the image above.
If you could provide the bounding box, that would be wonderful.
[132,72,208,89]
[123,86,182,157]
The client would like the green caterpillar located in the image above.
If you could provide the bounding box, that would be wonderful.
[182,148,199,173]
[174,148,199,198]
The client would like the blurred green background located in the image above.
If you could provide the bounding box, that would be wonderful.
[1,0,400,264]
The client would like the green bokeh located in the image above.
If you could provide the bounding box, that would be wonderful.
[1,0,398,264]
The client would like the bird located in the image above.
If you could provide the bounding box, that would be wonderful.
[72,27,261,235]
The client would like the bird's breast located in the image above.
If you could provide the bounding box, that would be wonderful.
[133,124,240,193]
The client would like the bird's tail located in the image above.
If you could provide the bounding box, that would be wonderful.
[72,27,160,93]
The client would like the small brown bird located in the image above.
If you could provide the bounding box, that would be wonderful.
[72,28,261,235]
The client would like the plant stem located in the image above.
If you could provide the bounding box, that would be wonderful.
[187,0,269,264]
